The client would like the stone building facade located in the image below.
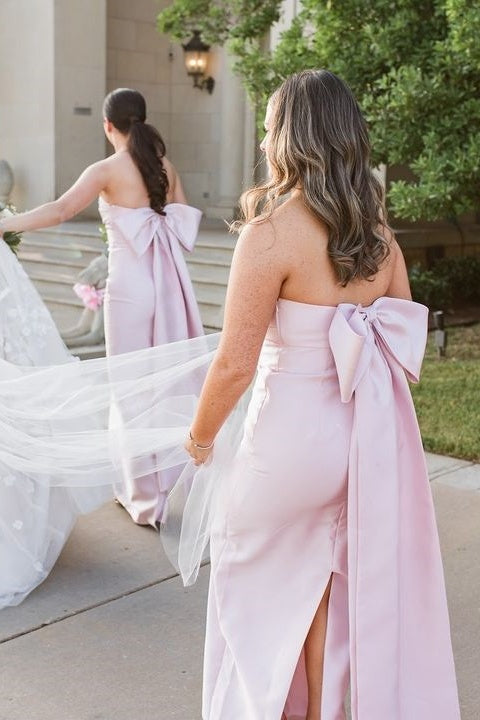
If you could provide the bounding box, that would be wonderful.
[1,0,477,262]
[0,0,255,219]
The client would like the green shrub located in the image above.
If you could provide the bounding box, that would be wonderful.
[409,256,480,308]
[159,0,480,225]
[409,264,452,309]
[432,256,480,304]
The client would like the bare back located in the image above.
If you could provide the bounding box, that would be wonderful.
[216,193,411,382]
[100,152,185,208]
[0,137,186,236]
[272,195,410,307]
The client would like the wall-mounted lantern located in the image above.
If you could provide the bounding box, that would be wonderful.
[182,30,215,94]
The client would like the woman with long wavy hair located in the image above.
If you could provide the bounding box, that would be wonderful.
[182,70,460,719]
[0,88,203,527]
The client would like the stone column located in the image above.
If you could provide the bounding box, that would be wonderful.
[0,0,55,210]
[373,164,387,189]
[243,100,257,191]
[207,50,246,220]
[54,0,107,212]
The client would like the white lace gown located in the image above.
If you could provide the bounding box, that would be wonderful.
[0,239,109,609]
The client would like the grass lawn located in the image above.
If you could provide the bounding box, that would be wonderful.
[411,323,480,462]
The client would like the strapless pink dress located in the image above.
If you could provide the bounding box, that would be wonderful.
[203,298,460,720]
[99,197,204,525]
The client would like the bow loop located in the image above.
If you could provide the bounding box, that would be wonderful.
[329,298,428,402]
[164,203,202,252]
[116,211,161,257]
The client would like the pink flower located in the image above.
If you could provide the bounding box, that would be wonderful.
[73,283,105,311]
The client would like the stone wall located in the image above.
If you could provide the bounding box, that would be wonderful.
[107,0,226,212]
[54,0,107,201]
[0,0,56,210]
[0,0,257,217]
[0,1,106,213]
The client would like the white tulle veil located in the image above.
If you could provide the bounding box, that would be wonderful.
[0,329,248,587]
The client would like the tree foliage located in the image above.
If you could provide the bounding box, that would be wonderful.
[158,0,480,222]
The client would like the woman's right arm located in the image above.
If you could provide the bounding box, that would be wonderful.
[0,161,109,235]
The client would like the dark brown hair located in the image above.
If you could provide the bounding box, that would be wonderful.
[103,88,169,215]
[238,70,390,285]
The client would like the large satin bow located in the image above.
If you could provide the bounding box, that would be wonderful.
[117,203,202,257]
[329,298,427,403]
[327,298,460,720]
[108,203,203,344]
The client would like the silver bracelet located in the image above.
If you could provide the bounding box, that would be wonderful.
[189,430,214,450]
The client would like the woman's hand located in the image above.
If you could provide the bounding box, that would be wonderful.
[185,431,214,466]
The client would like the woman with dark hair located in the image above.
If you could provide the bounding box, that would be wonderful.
[179,70,461,719]
[0,88,203,527]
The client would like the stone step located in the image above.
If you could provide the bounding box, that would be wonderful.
[190,245,235,263]
[43,299,84,333]
[20,223,230,334]
[68,327,219,361]
[19,237,103,265]
[20,238,234,266]
[71,344,106,361]
[187,254,231,268]
[28,272,226,306]
[18,248,87,270]
[20,246,233,272]
[197,302,224,329]
[196,234,237,250]
[18,240,233,274]
[23,225,236,249]
[21,258,230,288]
[188,264,230,286]
[23,227,104,246]
[22,266,81,286]
[44,295,222,334]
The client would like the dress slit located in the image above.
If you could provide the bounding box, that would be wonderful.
[282,564,349,720]
[274,508,348,719]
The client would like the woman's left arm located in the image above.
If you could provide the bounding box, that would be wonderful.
[0,162,108,235]
[186,220,287,464]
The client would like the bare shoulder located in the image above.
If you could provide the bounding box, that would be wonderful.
[98,152,131,178]
[67,157,111,189]
[83,156,113,176]
[272,197,329,257]
[235,217,288,271]
[237,217,276,251]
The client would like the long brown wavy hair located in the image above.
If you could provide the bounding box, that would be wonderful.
[103,88,169,215]
[238,70,390,285]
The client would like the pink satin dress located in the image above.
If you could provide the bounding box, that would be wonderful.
[204,297,460,720]
[100,198,204,525]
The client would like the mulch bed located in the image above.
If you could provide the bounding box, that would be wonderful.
[428,304,480,330]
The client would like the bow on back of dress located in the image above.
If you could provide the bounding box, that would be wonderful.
[325,297,460,720]
[99,199,204,344]
[329,297,428,403]
[102,202,201,256]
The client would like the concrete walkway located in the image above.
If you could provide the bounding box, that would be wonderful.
[0,453,478,720]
